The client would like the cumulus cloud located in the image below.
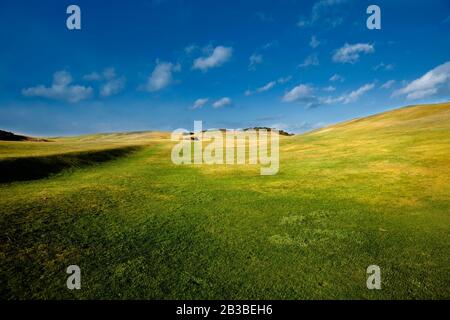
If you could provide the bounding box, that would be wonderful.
[269,121,326,134]
[322,85,336,92]
[329,74,344,82]
[248,53,263,70]
[299,53,319,68]
[297,19,309,27]
[374,62,394,71]
[22,70,93,103]
[192,98,209,109]
[184,44,198,54]
[309,35,320,48]
[212,97,232,108]
[297,0,348,28]
[277,76,292,84]
[83,72,102,81]
[282,84,314,103]
[246,77,291,96]
[246,81,277,96]
[324,83,375,104]
[332,43,374,64]
[193,46,233,71]
[83,68,126,97]
[381,80,396,89]
[101,77,126,97]
[145,60,180,92]
[393,61,450,100]
[262,41,278,50]
[257,81,276,92]
[282,83,374,107]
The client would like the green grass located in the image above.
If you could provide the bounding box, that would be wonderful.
[0,103,449,299]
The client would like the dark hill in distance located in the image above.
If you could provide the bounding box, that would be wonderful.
[0,130,49,142]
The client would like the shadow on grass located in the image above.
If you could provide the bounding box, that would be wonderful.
[0,146,142,183]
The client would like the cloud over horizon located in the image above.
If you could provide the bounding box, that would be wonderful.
[324,83,375,104]
[393,61,450,100]
[282,82,375,107]
[22,71,93,103]
[192,98,209,109]
[212,97,232,108]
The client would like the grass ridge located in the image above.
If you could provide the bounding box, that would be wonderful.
[0,145,143,183]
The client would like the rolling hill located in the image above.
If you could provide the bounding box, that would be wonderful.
[0,102,449,299]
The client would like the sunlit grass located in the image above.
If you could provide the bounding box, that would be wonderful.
[0,103,449,299]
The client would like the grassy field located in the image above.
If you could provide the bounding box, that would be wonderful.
[0,103,449,299]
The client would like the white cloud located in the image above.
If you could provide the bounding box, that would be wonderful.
[282,82,374,107]
[193,46,233,71]
[246,81,277,95]
[270,121,326,134]
[83,72,102,81]
[84,68,126,97]
[282,84,314,102]
[103,68,117,80]
[212,97,232,108]
[311,0,347,21]
[309,35,320,48]
[277,76,292,84]
[184,44,198,54]
[393,61,450,100]
[248,53,263,70]
[22,70,93,103]
[297,19,309,27]
[381,80,396,89]
[329,74,344,82]
[374,62,394,71]
[299,53,319,68]
[257,81,276,93]
[100,77,126,97]
[297,0,348,28]
[246,76,292,96]
[324,83,375,104]
[332,43,374,64]
[192,98,209,109]
[262,41,278,50]
[322,85,336,92]
[145,60,180,92]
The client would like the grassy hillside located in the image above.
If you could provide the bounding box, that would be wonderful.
[0,103,449,299]
[0,131,169,183]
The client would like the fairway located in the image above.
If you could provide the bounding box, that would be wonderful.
[1,103,449,299]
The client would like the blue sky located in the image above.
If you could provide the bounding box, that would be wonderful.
[0,0,449,136]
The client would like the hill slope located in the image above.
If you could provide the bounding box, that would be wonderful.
[0,103,449,299]
[0,129,49,142]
